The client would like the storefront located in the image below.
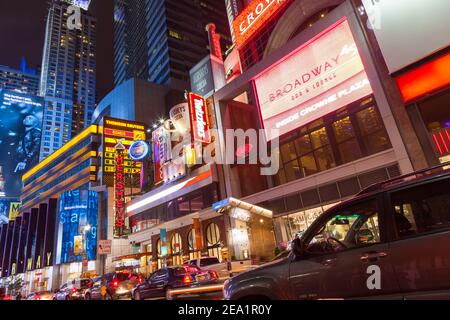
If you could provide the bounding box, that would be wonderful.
[396,51,450,165]
[213,1,413,249]
[213,198,276,263]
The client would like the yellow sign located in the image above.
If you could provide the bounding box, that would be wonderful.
[9,202,21,221]
[74,236,83,256]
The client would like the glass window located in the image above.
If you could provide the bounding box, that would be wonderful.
[332,116,362,162]
[356,107,391,154]
[391,178,450,238]
[304,200,381,255]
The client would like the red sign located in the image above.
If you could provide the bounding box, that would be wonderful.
[253,18,373,141]
[114,151,126,237]
[232,0,289,49]
[188,93,211,144]
[395,52,450,103]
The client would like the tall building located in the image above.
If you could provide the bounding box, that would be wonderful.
[39,0,96,160]
[113,0,231,89]
[0,58,40,95]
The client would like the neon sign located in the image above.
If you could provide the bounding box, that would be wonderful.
[232,0,289,49]
[253,19,373,141]
[114,150,126,238]
[188,92,211,144]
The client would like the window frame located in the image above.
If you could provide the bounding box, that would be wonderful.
[386,175,450,242]
[300,194,388,257]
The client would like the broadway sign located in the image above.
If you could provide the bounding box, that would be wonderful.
[253,18,374,141]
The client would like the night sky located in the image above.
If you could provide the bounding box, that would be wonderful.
[0,0,114,101]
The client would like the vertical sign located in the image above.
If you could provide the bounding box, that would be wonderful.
[188,93,211,144]
[114,150,126,238]
[160,228,168,257]
[193,218,203,252]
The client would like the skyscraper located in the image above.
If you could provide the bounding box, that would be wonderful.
[0,58,40,96]
[113,0,231,89]
[39,0,96,160]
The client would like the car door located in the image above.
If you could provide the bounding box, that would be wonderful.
[147,269,169,298]
[289,197,400,299]
[387,176,450,299]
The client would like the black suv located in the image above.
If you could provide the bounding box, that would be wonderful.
[224,163,450,300]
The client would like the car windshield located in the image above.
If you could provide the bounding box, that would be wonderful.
[200,258,220,266]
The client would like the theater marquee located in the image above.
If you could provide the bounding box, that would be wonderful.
[253,18,374,141]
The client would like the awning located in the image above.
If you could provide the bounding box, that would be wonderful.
[212,197,273,218]
[126,164,216,217]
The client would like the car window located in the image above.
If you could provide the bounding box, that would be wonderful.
[60,284,67,290]
[391,178,450,238]
[189,260,198,266]
[304,200,381,254]
[115,273,129,281]
[200,258,220,267]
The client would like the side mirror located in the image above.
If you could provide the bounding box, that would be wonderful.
[291,238,304,259]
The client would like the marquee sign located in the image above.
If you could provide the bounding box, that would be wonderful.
[114,149,126,238]
[253,18,373,141]
[188,93,211,144]
[232,0,290,49]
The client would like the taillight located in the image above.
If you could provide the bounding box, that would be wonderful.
[72,288,77,293]
[210,271,218,279]
[112,280,119,288]
[138,277,143,284]
[183,275,192,285]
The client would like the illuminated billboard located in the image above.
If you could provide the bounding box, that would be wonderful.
[232,0,290,49]
[0,199,20,225]
[188,93,211,144]
[0,89,43,198]
[102,117,147,187]
[58,189,98,264]
[253,19,373,141]
[65,0,91,10]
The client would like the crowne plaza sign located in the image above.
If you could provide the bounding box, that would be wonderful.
[232,0,290,49]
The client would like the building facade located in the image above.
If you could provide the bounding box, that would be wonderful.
[0,58,40,96]
[210,0,421,259]
[39,0,97,160]
[113,0,232,89]
[0,125,101,293]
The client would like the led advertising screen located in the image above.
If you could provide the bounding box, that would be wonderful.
[58,189,98,264]
[65,0,92,10]
[0,199,20,225]
[0,89,43,198]
[232,0,291,49]
[253,19,373,141]
[102,117,147,187]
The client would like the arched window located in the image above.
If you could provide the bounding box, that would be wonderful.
[156,239,162,269]
[205,223,222,260]
[171,233,183,266]
[188,229,198,260]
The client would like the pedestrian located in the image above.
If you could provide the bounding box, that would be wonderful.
[100,278,107,300]
[225,258,233,278]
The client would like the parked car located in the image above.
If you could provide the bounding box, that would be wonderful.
[26,291,54,301]
[132,266,218,300]
[224,163,450,300]
[86,271,142,300]
[184,257,256,280]
[53,278,93,300]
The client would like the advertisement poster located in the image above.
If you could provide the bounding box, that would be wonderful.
[102,117,147,187]
[58,189,98,263]
[0,199,20,225]
[0,89,44,198]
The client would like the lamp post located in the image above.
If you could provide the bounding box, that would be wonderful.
[80,224,91,277]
